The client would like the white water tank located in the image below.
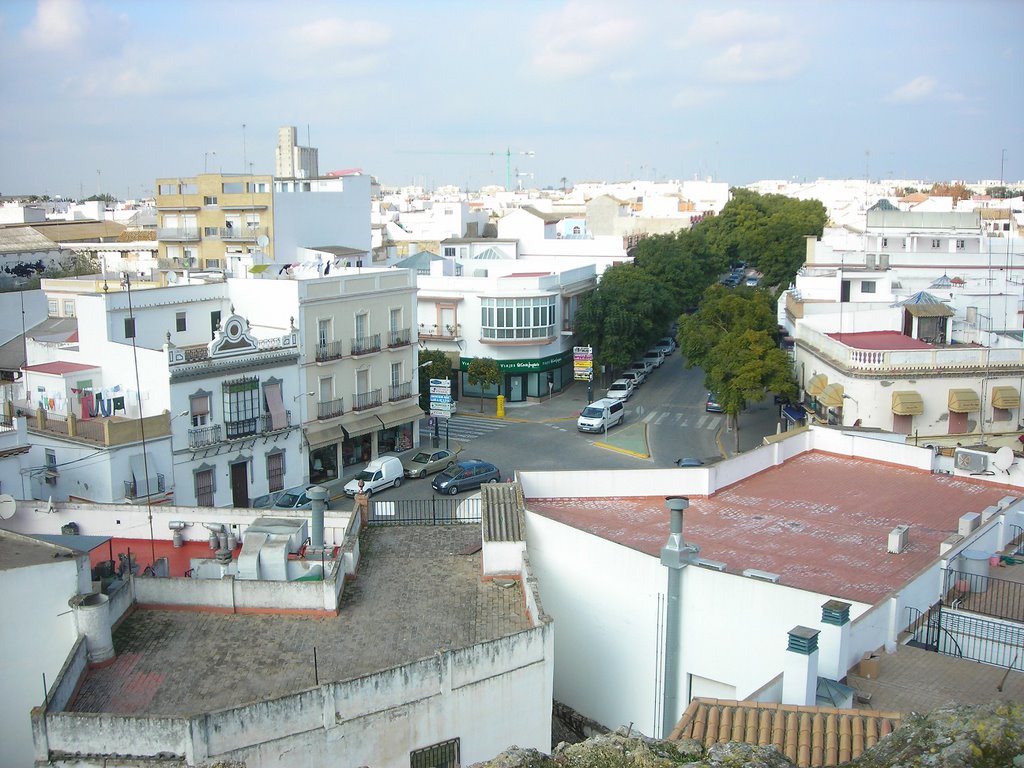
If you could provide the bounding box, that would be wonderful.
[69,592,114,664]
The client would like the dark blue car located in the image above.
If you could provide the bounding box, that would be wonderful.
[431,459,501,495]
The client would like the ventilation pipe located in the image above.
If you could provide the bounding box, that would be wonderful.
[203,522,224,550]
[307,485,328,550]
[69,593,114,666]
[660,496,700,738]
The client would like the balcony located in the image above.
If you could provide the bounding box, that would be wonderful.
[389,381,413,402]
[218,226,268,242]
[187,411,292,448]
[157,227,201,242]
[315,340,344,362]
[351,333,381,356]
[317,397,345,420]
[352,389,382,412]
[388,328,411,348]
[124,474,166,500]
[418,323,460,340]
[188,424,222,449]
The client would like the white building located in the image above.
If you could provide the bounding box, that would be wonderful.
[275,125,319,180]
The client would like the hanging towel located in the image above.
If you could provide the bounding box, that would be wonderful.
[112,396,126,412]
[81,393,93,420]
[99,394,113,417]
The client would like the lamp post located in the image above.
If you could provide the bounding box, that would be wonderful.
[14,279,28,384]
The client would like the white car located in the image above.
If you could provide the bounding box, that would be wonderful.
[606,378,634,401]
[643,349,665,368]
[630,359,654,376]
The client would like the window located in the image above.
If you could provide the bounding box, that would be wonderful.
[203,226,218,237]
[223,376,260,438]
[182,247,196,266]
[206,258,221,269]
[176,311,186,332]
[203,195,218,205]
[861,281,876,294]
[881,237,888,248]
[247,182,267,194]
[245,213,260,228]
[956,239,965,250]
[45,449,56,469]
[391,362,402,387]
[318,318,330,348]
[195,467,215,506]
[222,182,244,194]
[181,184,197,194]
[301,182,311,192]
[572,225,581,235]
[211,310,222,339]
[47,299,57,315]
[355,312,368,340]
[190,392,211,427]
[390,307,402,332]
[267,452,285,492]
[158,183,177,195]
[124,317,136,339]
[410,738,460,768]
[62,299,75,316]
[480,296,556,340]
[443,246,456,257]
[931,238,941,248]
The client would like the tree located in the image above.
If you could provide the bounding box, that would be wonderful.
[677,284,778,371]
[417,349,452,413]
[930,182,971,205]
[466,357,502,412]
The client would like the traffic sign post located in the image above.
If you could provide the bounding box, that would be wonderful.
[428,378,454,447]
[574,345,594,402]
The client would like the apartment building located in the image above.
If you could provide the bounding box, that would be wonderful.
[155,173,274,271]
[275,125,319,179]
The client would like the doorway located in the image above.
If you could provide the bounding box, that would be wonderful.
[230,461,249,508]
[507,375,525,402]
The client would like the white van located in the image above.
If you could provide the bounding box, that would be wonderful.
[343,456,404,496]
[577,398,625,433]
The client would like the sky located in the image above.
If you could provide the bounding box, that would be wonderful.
[1,0,1022,198]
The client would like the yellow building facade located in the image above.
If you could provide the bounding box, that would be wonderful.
[155,173,274,271]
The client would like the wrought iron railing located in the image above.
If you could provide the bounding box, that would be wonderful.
[942,568,1024,623]
[351,333,381,356]
[418,323,460,340]
[367,496,482,526]
[315,340,344,362]
[389,381,413,401]
[124,473,166,499]
[352,390,382,411]
[388,328,411,348]
[317,397,344,420]
[189,411,291,446]
[907,603,1024,671]
[188,424,222,448]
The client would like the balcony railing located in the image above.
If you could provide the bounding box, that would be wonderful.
[351,333,381,356]
[317,397,345,420]
[418,323,460,340]
[157,227,200,241]
[189,411,292,447]
[389,381,413,402]
[942,568,1024,623]
[188,424,222,448]
[218,226,267,241]
[316,340,344,362]
[124,474,166,500]
[352,390,382,412]
[388,328,411,348]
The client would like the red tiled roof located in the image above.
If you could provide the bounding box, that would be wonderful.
[826,331,932,350]
[525,452,1013,604]
[23,361,98,374]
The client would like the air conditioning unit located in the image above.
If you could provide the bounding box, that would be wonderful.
[958,512,980,536]
[887,524,910,554]
[954,449,987,473]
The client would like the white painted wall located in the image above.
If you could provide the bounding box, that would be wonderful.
[0,551,83,768]
[273,176,371,259]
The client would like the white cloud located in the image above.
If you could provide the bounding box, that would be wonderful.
[678,8,804,84]
[682,9,783,45]
[22,0,87,50]
[706,40,804,83]
[887,75,965,104]
[284,16,391,51]
[671,87,720,109]
[530,1,640,79]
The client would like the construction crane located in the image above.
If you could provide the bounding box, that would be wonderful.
[398,147,535,191]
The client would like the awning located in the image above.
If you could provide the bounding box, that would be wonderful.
[782,404,807,423]
[818,383,845,408]
[303,423,345,449]
[806,374,828,396]
[264,383,287,430]
[891,391,924,416]
[340,412,383,440]
[991,386,1020,410]
[129,452,162,497]
[379,402,425,430]
[948,388,980,413]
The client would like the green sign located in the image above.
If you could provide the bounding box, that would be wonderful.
[459,349,572,373]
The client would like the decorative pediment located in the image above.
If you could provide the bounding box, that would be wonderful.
[209,315,258,358]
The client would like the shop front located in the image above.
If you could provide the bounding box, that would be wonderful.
[459,350,574,403]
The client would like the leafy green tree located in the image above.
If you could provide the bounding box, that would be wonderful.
[466,357,502,412]
[677,284,778,370]
[417,349,452,412]
[632,227,724,313]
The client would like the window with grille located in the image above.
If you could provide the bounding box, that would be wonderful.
[410,738,459,768]
[223,377,260,438]
[195,468,215,506]
[190,392,211,426]
[267,452,285,492]
[480,296,556,339]
[176,311,187,332]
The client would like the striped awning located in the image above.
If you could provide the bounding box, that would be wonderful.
[991,386,1020,410]
[948,388,980,413]
[806,374,828,396]
[891,390,924,416]
[819,383,845,408]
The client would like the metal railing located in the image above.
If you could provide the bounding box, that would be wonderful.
[352,390,382,411]
[367,496,482,526]
[351,333,381,356]
[218,226,267,241]
[188,424,222,448]
[315,340,344,362]
[389,381,413,401]
[907,604,1024,672]
[157,227,200,241]
[418,323,460,340]
[124,473,166,500]
[388,328,411,348]
[1011,525,1024,556]
[317,397,344,420]
[191,411,292,446]
[942,568,1024,623]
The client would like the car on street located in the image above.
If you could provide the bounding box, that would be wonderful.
[343,456,404,496]
[643,349,665,368]
[272,484,324,510]
[745,276,759,287]
[621,370,645,388]
[403,448,459,478]
[431,459,501,495]
[630,359,654,376]
[606,378,634,401]
[654,337,676,356]
[705,392,724,413]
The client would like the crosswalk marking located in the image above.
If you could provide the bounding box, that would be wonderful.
[641,411,720,430]
[420,415,509,444]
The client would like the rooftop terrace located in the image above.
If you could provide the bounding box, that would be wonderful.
[70,525,531,716]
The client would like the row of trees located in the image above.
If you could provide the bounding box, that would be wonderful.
[573,189,827,372]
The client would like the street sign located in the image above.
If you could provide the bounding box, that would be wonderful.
[429,378,451,387]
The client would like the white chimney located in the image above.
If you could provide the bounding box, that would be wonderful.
[819,600,851,681]
[782,625,819,706]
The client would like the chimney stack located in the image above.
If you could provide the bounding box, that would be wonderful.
[308,485,328,550]
[782,625,819,706]
[819,599,852,681]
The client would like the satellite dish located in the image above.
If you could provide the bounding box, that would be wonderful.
[993,446,1015,472]
[0,494,15,520]
[166,271,178,284]
[256,235,270,248]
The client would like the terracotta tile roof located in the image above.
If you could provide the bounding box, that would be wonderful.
[826,331,932,350]
[671,698,901,767]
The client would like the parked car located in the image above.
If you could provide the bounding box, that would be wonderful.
[272,484,324,510]
[705,392,724,413]
[431,459,501,495]
[654,337,676,356]
[343,456,404,496]
[621,370,645,388]
[643,349,665,368]
[403,448,458,478]
[606,378,634,401]
[251,489,286,509]
[745,276,759,287]
[577,398,625,433]
[630,359,654,376]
